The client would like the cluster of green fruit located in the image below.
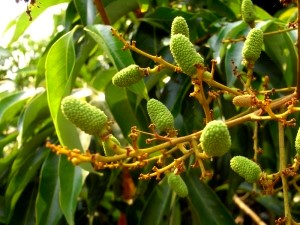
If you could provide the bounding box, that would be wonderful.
[57,0,291,198]
[241,0,263,65]
[112,15,209,87]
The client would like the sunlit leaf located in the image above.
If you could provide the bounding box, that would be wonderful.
[17,91,50,145]
[45,31,84,225]
[0,91,33,128]
[103,0,139,24]
[85,24,149,100]
[8,0,70,44]
[74,0,95,25]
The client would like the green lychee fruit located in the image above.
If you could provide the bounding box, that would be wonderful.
[167,173,188,198]
[170,34,204,77]
[112,64,144,87]
[147,99,174,132]
[230,156,262,183]
[61,96,108,136]
[200,120,231,157]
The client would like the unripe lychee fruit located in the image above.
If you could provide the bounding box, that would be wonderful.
[170,34,204,77]
[241,0,256,28]
[232,94,253,107]
[61,96,108,136]
[230,156,262,183]
[167,173,188,198]
[200,120,231,157]
[242,28,263,64]
[171,16,189,38]
[295,127,300,156]
[147,99,174,132]
[112,64,144,87]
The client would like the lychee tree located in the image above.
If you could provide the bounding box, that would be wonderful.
[1,0,300,225]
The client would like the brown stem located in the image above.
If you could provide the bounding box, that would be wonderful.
[191,67,213,123]
[93,0,110,25]
[253,122,258,162]
[233,195,267,225]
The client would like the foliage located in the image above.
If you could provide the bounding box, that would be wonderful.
[1,0,300,225]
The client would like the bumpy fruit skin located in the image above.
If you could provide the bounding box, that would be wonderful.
[112,64,144,87]
[167,173,188,198]
[170,34,204,77]
[171,16,189,38]
[200,120,231,157]
[147,99,174,132]
[232,94,252,107]
[295,127,300,156]
[242,28,263,64]
[61,96,108,136]
[230,156,262,183]
[241,0,256,28]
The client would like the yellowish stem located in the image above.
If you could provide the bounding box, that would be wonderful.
[278,122,292,225]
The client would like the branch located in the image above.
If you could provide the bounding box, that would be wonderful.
[93,0,110,25]
[278,122,292,225]
[233,194,267,225]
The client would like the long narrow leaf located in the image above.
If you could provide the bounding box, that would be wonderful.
[183,171,236,225]
[45,31,83,225]
[36,152,62,225]
[85,24,148,100]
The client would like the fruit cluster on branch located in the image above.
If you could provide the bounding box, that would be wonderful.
[46,3,300,217]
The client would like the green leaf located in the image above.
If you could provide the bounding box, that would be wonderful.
[85,25,134,69]
[91,68,117,91]
[0,148,18,183]
[255,6,273,20]
[8,0,70,44]
[46,31,82,148]
[85,172,112,215]
[36,31,65,86]
[59,158,84,225]
[141,7,194,31]
[0,196,5,223]
[138,179,172,225]
[260,21,297,86]
[0,132,18,157]
[0,91,33,128]
[169,199,181,225]
[207,0,237,20]
[183,171,236,225]
[104,0,139,24]
[74,0,95,25]
[8,182,38,225]
[85,24,149,100]
[105,82,141,137]
[208,21,243,78]
[17,91,50,145]
[5,131,51,223]
[224,22,248,86]
[45,31,84,225]
[36,152,63,225]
